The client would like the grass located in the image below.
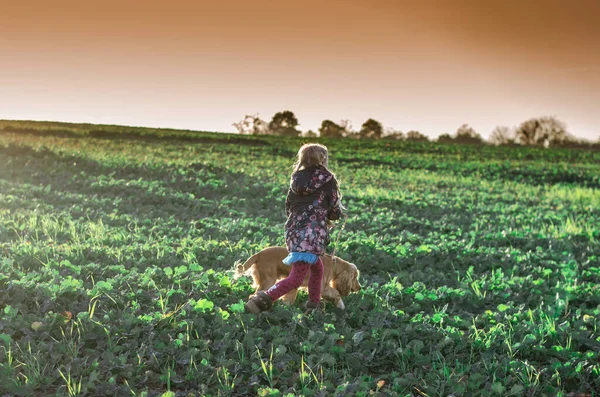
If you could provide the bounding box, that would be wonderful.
[0,120,599,396]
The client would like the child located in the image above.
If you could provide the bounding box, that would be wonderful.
[245,143,345,314]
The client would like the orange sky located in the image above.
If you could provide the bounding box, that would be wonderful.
[1,0,599,140]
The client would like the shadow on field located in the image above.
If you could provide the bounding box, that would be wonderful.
[0,145,288,264]
[1,144,284,218]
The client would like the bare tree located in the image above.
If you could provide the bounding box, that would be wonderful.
[232,114,269,135]
[383,127,404,140]
[454,124,484,144]
[338,119,356,138]
[489,126,516,145]
[515,116,569,147]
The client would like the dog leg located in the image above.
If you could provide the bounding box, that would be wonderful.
[321,286,343,309]
[281,289,299,305]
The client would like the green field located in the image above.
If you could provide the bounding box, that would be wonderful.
[1,120,599,396]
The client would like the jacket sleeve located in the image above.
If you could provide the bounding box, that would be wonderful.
[285,188,292,217]
[327,178,344,221]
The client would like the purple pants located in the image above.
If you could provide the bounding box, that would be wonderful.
[266,258,324,303]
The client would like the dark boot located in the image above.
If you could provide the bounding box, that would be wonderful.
[304,300,325,313]
[244,291,273,314]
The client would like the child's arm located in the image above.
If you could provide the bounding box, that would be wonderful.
[327,179,344,221]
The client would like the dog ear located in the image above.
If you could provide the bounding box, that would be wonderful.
[353,278,362,291]
[352,266,362,291]
[333,269,352,297]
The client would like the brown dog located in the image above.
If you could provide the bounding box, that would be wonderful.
[236,246,361,309]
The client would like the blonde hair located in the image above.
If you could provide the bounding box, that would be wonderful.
[292,143,346,213]
[293,143,329,173]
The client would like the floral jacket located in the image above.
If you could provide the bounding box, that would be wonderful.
[284,166,344,256]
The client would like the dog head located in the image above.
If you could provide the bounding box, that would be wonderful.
[332,260,362,297]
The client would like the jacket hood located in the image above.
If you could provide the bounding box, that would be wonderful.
[290,167,333,196]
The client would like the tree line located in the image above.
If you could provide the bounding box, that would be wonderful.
[233,111,600,149]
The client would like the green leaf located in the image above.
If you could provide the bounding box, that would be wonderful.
[415,292,425,301]
[190,263,203,272]
[416,244,432,253]
[427,292,438,300]
[407,339,425,354]
[219,275,231,288]
[218,308,230,320]
[193,299,214,313]
[523,334,536,344]
[497,304,509,312]
[174,265,188,277]
[229,301,245,313]
[491,382,505,395]
[0,333,11,346]
[3,305,18,318]
[320,353,336,366]
[93,280,113,293]
[258,388,281,397]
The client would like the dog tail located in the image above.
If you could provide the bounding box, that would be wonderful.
[235,252,260,277]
